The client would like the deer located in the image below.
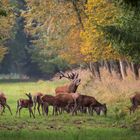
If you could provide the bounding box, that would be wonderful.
[53,93,79,115]
[75,95,107,116]
[41,94,56,116]
[55,71,81,95]
[0,92,12,115]
[33,92,44,115]
[16,93,35,118]
[129,92,140,114]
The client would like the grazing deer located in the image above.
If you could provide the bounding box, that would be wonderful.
[33,92,43,115]
[55,71,81,95]
[41,94,56,115]
[0,92,12,115]
[53,93,79,115]
[76,95,107,116]
[129,92,140,114]
[16,93,35,118]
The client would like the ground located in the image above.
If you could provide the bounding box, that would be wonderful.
[0,79,140,140]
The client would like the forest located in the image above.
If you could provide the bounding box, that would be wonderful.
[0,0,140,140]
[0,0,140,80]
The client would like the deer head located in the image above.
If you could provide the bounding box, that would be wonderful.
[68,74,81,93]
[25,93,32,100]
[56,71,81,93]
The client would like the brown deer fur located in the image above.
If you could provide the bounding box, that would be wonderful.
[55,72,81,95]
[55,79,81,95]
[0,92,12,115]
[41,94,56,115]
[53,93,79,115]
[76,95,107,116]
[16,93,35,118]
[33,92,43,115]
[129,92,140,114]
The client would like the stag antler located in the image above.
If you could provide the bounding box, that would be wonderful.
[59,71,79,80]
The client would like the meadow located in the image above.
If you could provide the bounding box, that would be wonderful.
[0,76,140,140]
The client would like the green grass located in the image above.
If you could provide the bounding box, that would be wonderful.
[0,128,140,140]
[0,80,140,140]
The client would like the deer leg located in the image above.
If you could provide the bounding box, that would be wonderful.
[1,105,5,115]
[72,102,78,115]
[16,106,19,116]
[42,103,45,116]
[29,107,35,118]
[34,101,36,115]
[28,107,32,118]
[42,102,48,116]
[0,104,5,113]
[88,106,92,115]
[52,106,55,115]
[18,107,22,117]
[59,107,63,114]
[16,101,20,116]
[132,106,137,113]
[37,103,41,115]
[46,106,49,116]
[5,104,12,115]
[54,106,58,115]
[44,103,47,116]
[31,108,35,118]
[130,105,137,115]
[41,103,44,115]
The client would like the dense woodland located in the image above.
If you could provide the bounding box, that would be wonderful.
[0,0,140,80]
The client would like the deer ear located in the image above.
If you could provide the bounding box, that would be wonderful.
[25,93,29,97]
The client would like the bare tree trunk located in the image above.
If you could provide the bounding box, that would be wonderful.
[119,59,127,80]
[105,60,112,76]
[113,60,123,80]
[131,63,139,80]
[87,62,101,80]
[93,62,101,81]
[88,62,95,77]
[126,61,133,72]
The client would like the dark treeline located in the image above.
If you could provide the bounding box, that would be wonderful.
[0,0,70,79]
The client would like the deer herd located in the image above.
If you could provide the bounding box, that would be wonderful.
[0,71,140,118]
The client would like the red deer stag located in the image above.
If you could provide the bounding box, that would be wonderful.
[33,92,43,115]
[76,95,107,116]
[0,92,12,115]
[129,92,140,114]
[16,93,35,118]
[55,71,81,95]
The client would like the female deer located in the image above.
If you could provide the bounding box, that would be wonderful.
[16,93,35,118]
[0,92,12,115]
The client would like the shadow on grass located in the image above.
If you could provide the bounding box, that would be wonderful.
[0,128,140,140]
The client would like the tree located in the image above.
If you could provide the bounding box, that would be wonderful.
[80,0,120,63]
[104,0,140,79]
[21,0,84,75]
[0,0,15,62]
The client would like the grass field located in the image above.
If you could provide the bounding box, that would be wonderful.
[0,79,140,140]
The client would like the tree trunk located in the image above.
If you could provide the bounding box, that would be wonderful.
[131,63,139,80]
[88,62,95,77]
[93,62,101,81]
[105,60,112,76]
[113,60,123,80]
[88,62,101,80]
[119,60,127,80]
